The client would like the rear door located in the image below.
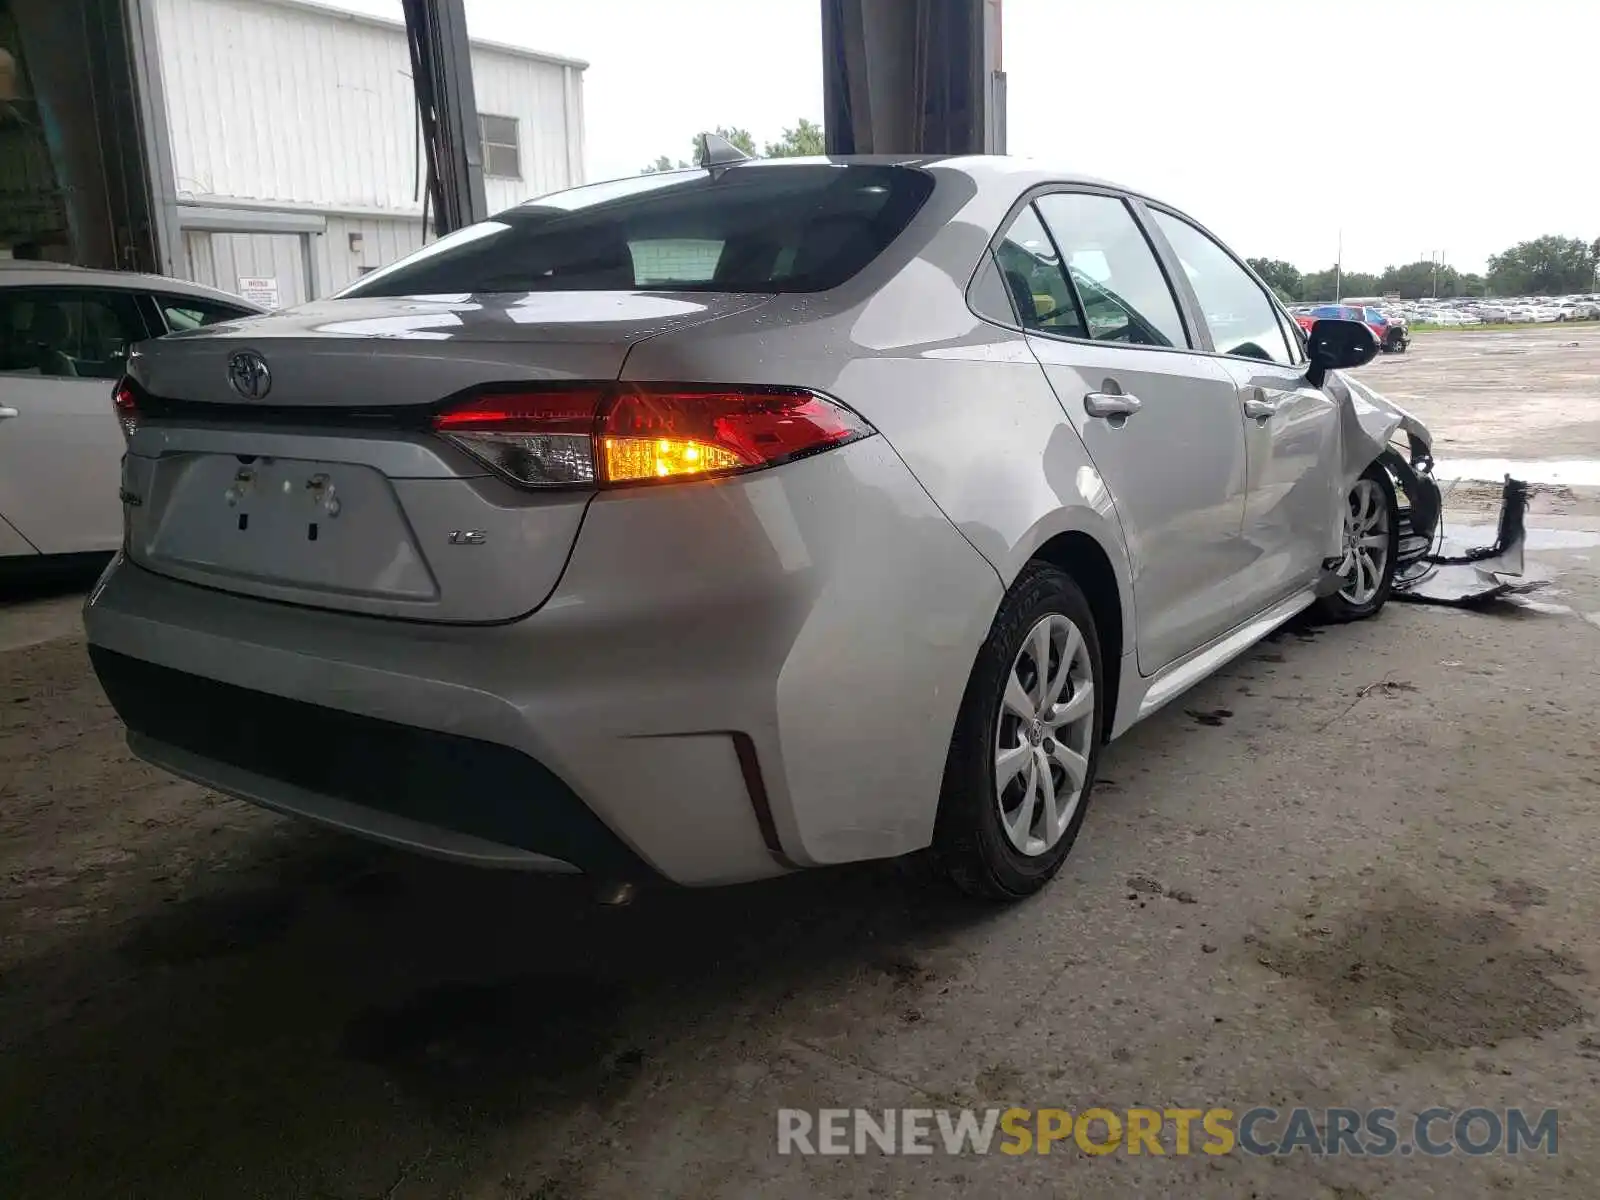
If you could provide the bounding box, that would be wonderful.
[0,286,150,555]
[1145,208,1343,613]
[1003,190,1253,673]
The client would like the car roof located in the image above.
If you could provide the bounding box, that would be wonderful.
[571,154,1132,202]
[0,261,264,310]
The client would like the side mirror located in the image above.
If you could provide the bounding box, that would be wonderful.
[1306,318,1379,387]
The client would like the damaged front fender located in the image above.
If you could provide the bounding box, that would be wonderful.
[1328,370,1527,605]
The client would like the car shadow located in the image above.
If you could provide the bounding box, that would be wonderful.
[0,826,1005,1195]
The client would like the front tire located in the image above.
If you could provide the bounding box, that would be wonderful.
[1314,462,1400,623]
[933,563,1104,900]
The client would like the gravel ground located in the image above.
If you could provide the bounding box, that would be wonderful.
[2,327,1598,1198]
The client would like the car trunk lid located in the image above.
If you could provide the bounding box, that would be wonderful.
[121,292,769,622]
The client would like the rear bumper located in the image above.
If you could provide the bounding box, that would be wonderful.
[84,437,1003,885]
[90,645,650,876]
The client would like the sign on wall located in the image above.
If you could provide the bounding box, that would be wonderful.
[237,276,281,308]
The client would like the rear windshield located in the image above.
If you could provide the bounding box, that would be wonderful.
[341,164,934,298]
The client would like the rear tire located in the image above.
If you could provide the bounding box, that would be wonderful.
[1314,462,1400,623]
[932,563,1104,900]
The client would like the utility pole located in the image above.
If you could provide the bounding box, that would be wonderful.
[1334,230,1342,302]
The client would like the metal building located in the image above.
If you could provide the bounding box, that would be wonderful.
[1,0,586,302]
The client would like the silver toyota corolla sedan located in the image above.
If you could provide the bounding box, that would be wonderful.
[84,156,1435,899]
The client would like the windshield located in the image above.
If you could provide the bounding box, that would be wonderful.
[340,164,934,298]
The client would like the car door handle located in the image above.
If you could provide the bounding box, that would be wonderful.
[0,406,19,420]
[1242,393,1277,420]
[1084,391,1142,419]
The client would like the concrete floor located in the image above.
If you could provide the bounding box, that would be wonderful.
[2,326,1598,1198]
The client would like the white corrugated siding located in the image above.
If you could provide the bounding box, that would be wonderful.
[184,230,311,306]
[153,0,583,215]
[313,214,426,295]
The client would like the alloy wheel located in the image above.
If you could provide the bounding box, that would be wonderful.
[1337,477,1390,606]
[993,613,1096,857]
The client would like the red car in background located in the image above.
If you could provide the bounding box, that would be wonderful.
[1296,304,1409,353]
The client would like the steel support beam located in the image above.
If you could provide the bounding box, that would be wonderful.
[821,0,1004,156]
[399,0,486,235]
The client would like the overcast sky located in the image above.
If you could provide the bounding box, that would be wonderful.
[330,0,1598,274]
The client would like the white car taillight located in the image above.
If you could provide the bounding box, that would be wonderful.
[431,384,874,489]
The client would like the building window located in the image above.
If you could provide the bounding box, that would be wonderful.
[479,114,521,179]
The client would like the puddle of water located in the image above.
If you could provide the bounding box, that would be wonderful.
[1433,458,1600,487]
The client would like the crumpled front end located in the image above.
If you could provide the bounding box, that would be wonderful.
[1332,372,1528,604]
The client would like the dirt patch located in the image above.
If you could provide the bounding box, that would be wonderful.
[1491,879,1551,913]
[1257,885,1587,1050]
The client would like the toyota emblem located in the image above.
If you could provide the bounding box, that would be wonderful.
[228,350,271,399]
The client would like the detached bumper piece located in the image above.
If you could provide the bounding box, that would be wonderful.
[88,647,658,879]
[1391,463,1530,606]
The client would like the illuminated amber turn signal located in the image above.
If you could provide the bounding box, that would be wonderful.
[603,436,747,482]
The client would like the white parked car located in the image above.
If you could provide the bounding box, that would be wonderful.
[0,263,263,566]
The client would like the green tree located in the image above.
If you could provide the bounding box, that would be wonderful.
[1377,260,1462,300]
[1339,271,1381,298]
[763,118,826,158]
[645,121,825,174]
[1487,235,1597,296]
[1247,258,1302,301]
[1296,266,1377,302]
[1299,266,1339,303]
[641,153,687,174]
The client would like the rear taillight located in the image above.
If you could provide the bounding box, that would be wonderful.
[431,384,874,489]
[113,379,139,442]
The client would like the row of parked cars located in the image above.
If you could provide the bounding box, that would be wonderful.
[1362,295,1598,329]
[1289,304,1411,353]
[1456,296,1600,324]
[1288,292,1600,353]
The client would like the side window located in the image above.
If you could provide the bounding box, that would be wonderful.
[1275,307,1306,364]
[0,288,146,379]
[1034,193,1188,348]
[1150,211,1293,365]
[155,295,253,332]
[993,204,1088,338]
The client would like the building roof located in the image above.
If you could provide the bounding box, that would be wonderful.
[250,0,589,71]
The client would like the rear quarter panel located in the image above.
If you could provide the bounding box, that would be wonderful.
[620,174,1137,684]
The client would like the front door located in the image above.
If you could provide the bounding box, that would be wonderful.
[0,286,148,555]
[999,192,1253,673]
[1146,210,1344,609]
